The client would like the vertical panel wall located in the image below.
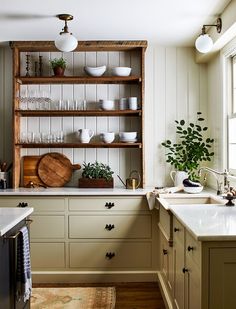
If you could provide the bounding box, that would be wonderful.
[0,45,207,187]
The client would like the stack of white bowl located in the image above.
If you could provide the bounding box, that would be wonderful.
[119,132,137,143]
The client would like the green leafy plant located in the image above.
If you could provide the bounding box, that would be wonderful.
[81,161,114,181]
[49,57,66,69]
[161,112,214,180]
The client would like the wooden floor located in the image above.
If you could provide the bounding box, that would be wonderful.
[33,282,166,309]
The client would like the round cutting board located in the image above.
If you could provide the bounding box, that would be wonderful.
[38,152,81,187]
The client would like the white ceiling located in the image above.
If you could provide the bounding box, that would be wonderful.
[0,0,231,46]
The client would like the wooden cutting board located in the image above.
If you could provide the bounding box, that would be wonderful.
[23,156,45,187]
[38,152,81,187]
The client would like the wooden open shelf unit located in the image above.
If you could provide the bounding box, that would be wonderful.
[10,40,147,188]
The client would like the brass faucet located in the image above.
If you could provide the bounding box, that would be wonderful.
[198,167,229,195]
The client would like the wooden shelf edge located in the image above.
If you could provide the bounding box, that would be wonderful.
[15,142,142,149]
[16,76,141,85]
[15,109,142,117]
[10,40,148,51]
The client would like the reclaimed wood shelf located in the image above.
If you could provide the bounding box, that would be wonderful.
[16,76,141,85]
[15,109,142,117]
[15,142,142,149]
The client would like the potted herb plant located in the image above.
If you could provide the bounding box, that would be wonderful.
[78,161,114,188]
[161,112,214,182]
[49,57,66,76]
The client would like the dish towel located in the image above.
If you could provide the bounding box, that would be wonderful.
[146,186,183,210]
[16,226,32,302]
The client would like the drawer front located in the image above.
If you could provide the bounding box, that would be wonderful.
[69,242,152,268]
[69,215,151,239]
[173,216,185,245]
[186,231,201,266]
[68,196,148,211]
[31,242,65,268]
[159,205,171,240]
[31,215,65,239]
[0,197,65,212]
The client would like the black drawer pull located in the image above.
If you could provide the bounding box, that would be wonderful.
[105,202,115,209]
[163,249,168,255]
[174,227,180,232]
[17,202,28,208]
[105,224,115,231]
[105,252,115,259]
[187,246,194,251]
[182,268,188,273]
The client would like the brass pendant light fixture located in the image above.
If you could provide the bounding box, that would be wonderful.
[55,14,78,52]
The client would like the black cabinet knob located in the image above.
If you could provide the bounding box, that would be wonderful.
[174,227,180,232]
[17,202,28,207]
[187,246,194,251]
[105,224,115,231]
[105,202,115,209]
[105,252,115,259]
[182,268,188,273]
[163,249,168,255]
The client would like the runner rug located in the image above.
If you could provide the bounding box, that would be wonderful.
[31,287,116,309]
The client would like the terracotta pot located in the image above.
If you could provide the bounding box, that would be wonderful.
[78,178,114,188]
[53,66,65,76]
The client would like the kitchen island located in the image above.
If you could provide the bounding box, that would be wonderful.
[0,207,33,309]
[157,193,236,309]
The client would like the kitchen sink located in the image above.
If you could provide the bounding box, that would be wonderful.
[160,196,225,206]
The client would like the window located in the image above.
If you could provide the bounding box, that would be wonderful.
[228,55,236,175]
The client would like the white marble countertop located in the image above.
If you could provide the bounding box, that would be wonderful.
[170,203,236,241]
[0,187,153,196]
[157,191,236,241]
[0,207,34,236]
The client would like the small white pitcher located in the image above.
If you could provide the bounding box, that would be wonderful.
[78,129,94,143]
[170,171,188,187]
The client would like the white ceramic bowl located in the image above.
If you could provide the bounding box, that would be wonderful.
[183,186,204,194]
[111,67,132,77]
[119,132,137,140]
[99,99,115,110]
[100,132,115,143]
[84,65,106,77]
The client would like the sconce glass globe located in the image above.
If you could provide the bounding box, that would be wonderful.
[195,34,213,53]
[55,32,78,52]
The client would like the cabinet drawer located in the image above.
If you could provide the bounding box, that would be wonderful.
[69,215,151,239]
[68,196,148,211]
[31,243,65,268]
[69,242,152,268]
[0,197,65,212]
[31,215,65,239]
[173,216,185,245]
[159,205,172,241]
[186,231,201,266]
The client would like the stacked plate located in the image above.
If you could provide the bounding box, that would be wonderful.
[119,132,137,143]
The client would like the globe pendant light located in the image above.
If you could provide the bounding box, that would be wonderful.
[55,14,78,52]
[195,33,213,53]
[195,18,222,54]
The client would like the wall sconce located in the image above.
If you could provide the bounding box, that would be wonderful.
[195,18,222,53]
[55,14,78,52]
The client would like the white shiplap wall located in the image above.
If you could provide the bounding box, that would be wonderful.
[145,45,207,187]
[0,44,207,187]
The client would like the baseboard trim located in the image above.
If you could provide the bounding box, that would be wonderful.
[157,271,174,309]
[32,270,158,283]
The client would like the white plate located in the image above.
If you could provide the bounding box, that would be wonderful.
[120,138,138,143]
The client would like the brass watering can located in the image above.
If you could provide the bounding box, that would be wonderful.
[126,170,141,189]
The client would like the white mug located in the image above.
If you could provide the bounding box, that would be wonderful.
[128,97,138,110]
[100,132,115,143]
[170,171,188,187]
